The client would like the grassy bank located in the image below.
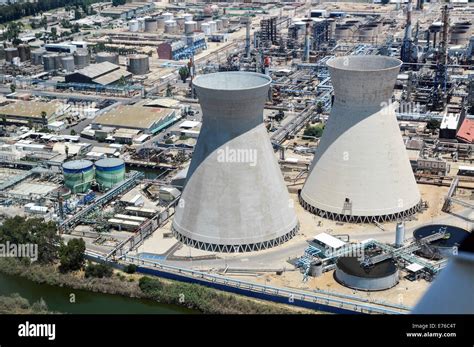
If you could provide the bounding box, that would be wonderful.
[0,293,53,314]
[0,258,312,314]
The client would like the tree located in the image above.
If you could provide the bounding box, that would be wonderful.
[50,27,58,41]
[74,9,82,20]
[165,83,173,97]
[85,262,113,278]
[9,84,15,93]
[427,119,441,131]
[0,216,61,264]
[123,264,137,274]
[40,111,47,125]
[303,124,325,140]
[112,0,126,7]
[118,75,126,86]
[316,101,324,114]
[70,129,76,136]
[40,17,48,31]
[179,66,189,83]
[5,21,23,44]
[2,116,7,129]
[58,238,86,273]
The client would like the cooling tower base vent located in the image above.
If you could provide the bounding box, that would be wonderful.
[299,194,423,224]
[172,224,299,253]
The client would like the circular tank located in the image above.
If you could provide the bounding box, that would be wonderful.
[95,158,125,190]
[31,49,45,65]
[129,20,139,32]
[221,17,229,28]
[164,20,177,34]
[162,12,173,21]
[61,56,75,72]
[359,27,375,42]
[335,256,399,291]
[335,25,353,40]
[127,54,149,75]
[175,16,185,30]
[96,52,119,65]
[5,48,18,63]
[450,30,469,44]
[201,23,211,35]
[215,19,223,30]
[43,53,58,71]
[183,14,193,22]
[55,186,72,200]
[62,160,94,194]
[185,21,197,34]
[156,16,165,30]
[414,224,470,260]
[17,44,31,62]
[137,17,145,32]
[144,18,158,32]
[74,49,90,69]
[208,21,216,33]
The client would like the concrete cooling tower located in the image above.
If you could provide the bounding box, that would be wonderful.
[172,72,299,252]
[300,56,422,223]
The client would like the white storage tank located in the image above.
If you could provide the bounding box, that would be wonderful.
[129,19,139,32]
[201,23,211,35]
[185,21,197,35]
[163,12,173,21]
[164,20,177,34]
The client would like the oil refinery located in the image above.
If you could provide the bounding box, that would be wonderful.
[0,0,472,319]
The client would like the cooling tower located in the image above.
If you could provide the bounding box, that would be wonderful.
[300,56,422,223]
[172,72,299,253]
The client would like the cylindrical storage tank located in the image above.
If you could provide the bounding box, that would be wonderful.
[395,222,405,248]
[156,16,165,30]
[74,49,90,69]
[201,23,211,35]
[96,52,119,65]
[17,44,31,62]
[31,49,45,65]
[95,158,125,190]
[62,160,94,194]
[137,17,145,32]
[359,27,374,42]
[164,20,177,34]
[129,19,139,32]
[163,12,173,21]
[335,256,399,291]
[183,13,193,22]
[43,53,57,71]
[414,224,470,260]
[172,72,299,253]
[300,56,422,223]
[215,19,223,31]
[294,21,306,37]
[196,18,205,30]
[127,54,149,75]
[54,54,63,69]
[60,56,75,72]
[335,25,352,40]
[208,20,216,33]
[185,21,197,34]
[309,260,323,277]
[450,30,469,44]
[175,16,185,30]
[221,17,229,28]
[144,17,158,32]
[5,48,18,63]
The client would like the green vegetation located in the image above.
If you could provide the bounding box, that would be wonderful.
[84,262,113,278]
[112,0,126,6]
[427,119,441,131]
[0,216,61,264]
[0,0,102,24]
[179,66,190,83]
[0,294,52,314]
[316,101,324,114]
[303,123,325,140]
[58,238,86,273]
[138,276,307,314]
[124,264,137,274]
[9,84,15,93]
[4,21,23,44]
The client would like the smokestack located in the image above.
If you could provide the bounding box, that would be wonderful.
[172,72,299,252]
[300,56,421,223]
[304,22,311,62]
[246,20,251,58]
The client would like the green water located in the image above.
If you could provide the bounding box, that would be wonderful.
[0,272,194,314]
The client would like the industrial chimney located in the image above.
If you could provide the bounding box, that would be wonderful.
[172,72,299,252]
[300,55,422,223]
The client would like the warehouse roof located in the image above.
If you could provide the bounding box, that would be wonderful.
[0,101,62,119]
[94,105,174,130]
[73,62,119,79]
[313,233,346,249]
[93,68,132,85]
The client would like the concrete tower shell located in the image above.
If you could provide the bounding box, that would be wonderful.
[300,56,422,223]
[172,72,299,253]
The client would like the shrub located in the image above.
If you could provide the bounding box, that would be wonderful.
[84,263,113,278]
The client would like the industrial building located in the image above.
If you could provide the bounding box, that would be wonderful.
[0,101,63,125]
[65,62,132,86]
[93,104,179,134]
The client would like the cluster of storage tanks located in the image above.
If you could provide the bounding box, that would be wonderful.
[128,13,229,35]
[62,158,125,193]
[333,20,382,42]
[3,44,31,63]
[127,54,149,75]
[31,48,90,72]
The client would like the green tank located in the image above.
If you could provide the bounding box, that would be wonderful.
[94,158,125,190]
[62,160,94,193]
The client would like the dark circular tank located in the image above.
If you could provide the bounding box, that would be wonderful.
[414,224,470,260]
[335,255,399,291]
